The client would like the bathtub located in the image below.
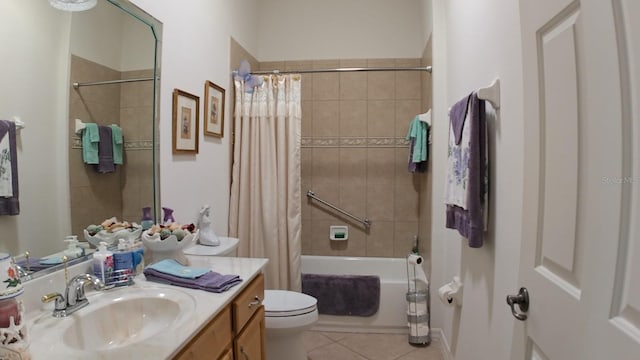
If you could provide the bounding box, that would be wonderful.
[301,255,410,334]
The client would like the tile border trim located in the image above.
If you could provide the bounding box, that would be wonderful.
[302,136,409,148]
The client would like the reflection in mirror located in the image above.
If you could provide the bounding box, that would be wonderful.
[0,0,161,280]
[68,0,159,238]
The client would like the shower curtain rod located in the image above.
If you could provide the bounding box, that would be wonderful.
[250,65,432,75]
[72,77,156,89]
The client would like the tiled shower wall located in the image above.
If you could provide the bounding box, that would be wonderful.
[69,55,154,237]
[260,58,430,258]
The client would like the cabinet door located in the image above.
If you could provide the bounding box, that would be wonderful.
[234,307,265,360]
[219,348,234,360]
[174,306,232,360]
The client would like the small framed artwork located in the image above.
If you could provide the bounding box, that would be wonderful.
[172,88,200,154]
[204,80,225,137]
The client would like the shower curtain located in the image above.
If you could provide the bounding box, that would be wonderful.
[228,74,302,291]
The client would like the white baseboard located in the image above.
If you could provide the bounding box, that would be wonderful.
[430,328,454,360]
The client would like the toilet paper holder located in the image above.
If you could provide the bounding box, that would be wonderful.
[439,276,463,306]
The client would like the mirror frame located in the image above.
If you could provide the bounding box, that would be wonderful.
[19,0,162,281]
[107,0,162,224]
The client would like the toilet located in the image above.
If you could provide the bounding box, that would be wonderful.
[263,290,318,360]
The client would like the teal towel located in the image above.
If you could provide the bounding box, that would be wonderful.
[82,123,100,164]
[40,256,63,265]
[109,124,123,165]
[146,259,210,279]
[406,116,428,163]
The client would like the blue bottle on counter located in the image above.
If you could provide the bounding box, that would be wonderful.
[113,239,134,286]
[93,242,114,286]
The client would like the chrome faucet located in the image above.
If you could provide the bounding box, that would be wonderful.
[42,274,105,317]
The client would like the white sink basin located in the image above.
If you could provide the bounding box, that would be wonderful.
[33,286,196,353]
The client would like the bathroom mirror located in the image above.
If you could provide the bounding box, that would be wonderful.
[0,0,162,279]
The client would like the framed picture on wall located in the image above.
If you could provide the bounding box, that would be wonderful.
[203,80,225,137]
[172,88,200,154]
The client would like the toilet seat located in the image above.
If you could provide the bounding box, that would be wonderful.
[263,290,317,318]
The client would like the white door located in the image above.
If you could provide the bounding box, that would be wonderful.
[515,0,640,359]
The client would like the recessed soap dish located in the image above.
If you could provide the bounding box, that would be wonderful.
[329,225,348,241]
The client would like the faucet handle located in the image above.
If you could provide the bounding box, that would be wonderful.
[66,274,105,305]
[42,292,66,311]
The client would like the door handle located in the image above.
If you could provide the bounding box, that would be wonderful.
[506,287,529,321]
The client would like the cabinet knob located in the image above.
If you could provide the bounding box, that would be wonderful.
[248,295,261,308]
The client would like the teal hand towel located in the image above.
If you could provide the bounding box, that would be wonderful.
[109,124,123,165]
[82,123,100,164]
[40,256,63,265]
[406,116,428,163]
[146,259,210,279]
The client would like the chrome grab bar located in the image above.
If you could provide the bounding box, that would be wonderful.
[306,190,371,229]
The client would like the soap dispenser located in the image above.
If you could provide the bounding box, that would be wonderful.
[93,242,114,286]
[63,235,84,259]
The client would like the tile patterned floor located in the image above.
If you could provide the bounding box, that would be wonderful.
[303,331,444,360]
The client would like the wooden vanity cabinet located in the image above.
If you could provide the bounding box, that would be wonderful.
[234,306,265,360]
[173,306,233,360]
[173,273,265,360]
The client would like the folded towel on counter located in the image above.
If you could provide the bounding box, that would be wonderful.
[82,123,100,164]
[146,259,210,279]
[96,125,115,173]
[39,256,63,265]
[109,124,123,165]
[17,257,56,272]
[143,267,242,293]
[0,120,20,215]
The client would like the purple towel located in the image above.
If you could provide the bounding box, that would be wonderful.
[449,95,471,145]
[16,257,54,272]
[408,137,427,173]
[143,267,242,293]
[96,125,115,173]
[445,92,488,248]
[0,120,19,215]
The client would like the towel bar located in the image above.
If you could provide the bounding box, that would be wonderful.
[306,190,371,229]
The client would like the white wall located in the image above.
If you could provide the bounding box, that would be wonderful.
[429,0,525,359]
[70,1,124,71]
[130,0,259,235]
[421,0,433,42]
[257,0,424,61]
[70,0,154,72]
[0,1,72,256]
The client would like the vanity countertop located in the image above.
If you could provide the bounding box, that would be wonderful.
[24,256,268,360]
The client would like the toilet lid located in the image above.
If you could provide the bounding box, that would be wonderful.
[263,290,317,317]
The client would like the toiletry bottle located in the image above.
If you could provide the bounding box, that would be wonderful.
[162,207,175,225]
[63,235,84,259]
[127,239,145,275]
[93,242,114,286]
[113,239,134,286]
[141,206,154,230]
